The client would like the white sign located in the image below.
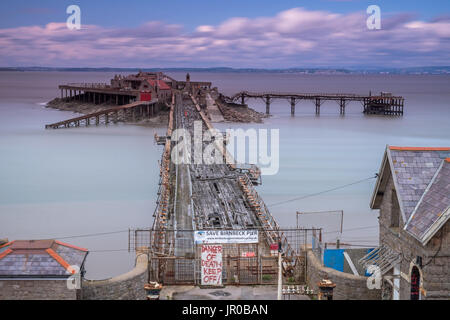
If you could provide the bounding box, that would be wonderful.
[194,230,258,244]
[201,245,222,286]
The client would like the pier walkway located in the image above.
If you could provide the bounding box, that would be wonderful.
[149,91,299,282]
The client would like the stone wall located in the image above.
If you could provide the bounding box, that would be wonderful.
[306,250,381,300]
[0,279,78,300]
[378,174,450,300]
[81,252,148,300]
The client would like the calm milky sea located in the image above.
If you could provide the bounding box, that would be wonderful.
[1,71,449,278]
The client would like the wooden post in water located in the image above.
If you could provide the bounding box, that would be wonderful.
[290,97,295,116]
[315,98,321,115]
[339,99,346,115]
[265,96,271,115]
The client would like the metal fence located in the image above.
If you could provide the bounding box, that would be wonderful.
[129,228,322,285]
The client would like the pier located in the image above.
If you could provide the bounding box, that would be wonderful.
[45,101,159,129]
[130,87,304,285]
[46,72,401,286]
[228,91,404,115]
[59,83,139,105]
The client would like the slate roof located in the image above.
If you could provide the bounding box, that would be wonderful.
[405,159,450,244]
[0,240,88,278]
[371,146,450,245]
[388,147,449,220]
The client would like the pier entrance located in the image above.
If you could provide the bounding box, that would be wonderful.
[129,228,322,286]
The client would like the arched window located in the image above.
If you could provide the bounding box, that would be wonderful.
[410,266,421,300]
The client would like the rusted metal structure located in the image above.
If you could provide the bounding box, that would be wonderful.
[227,91,404,116]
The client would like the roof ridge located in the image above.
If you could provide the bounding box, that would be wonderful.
[0,248,12,260]
[404,159,450,245]
[0,240,14,249]
[389,146,450,151]
[45,248,77,274]
[55,240,88,252]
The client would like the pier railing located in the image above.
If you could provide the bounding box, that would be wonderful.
[238,174,298,263]
[66,82,109,88]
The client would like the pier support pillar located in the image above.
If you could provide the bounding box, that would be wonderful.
[60,89,63,99]
[290,97,295,116]
[315,98,321,115]
[339,99,346,115]
[241,94,245,105]
[265,96,271,115]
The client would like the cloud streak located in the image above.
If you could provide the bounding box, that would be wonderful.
[0,7,449,68]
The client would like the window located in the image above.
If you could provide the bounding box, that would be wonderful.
[390,189,400,228]
[410,266,421,300]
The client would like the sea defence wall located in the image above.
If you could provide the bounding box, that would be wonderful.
[81,252,148,300]
[306,250,380,300]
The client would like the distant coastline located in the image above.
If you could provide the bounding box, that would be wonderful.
[1,66,450,75]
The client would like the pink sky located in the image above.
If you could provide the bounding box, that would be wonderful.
[1,7,449,68]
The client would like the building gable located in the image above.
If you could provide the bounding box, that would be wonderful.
[371,146,450,245]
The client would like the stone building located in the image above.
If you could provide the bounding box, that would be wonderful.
[366,146,450,300]
[0,239,88,300]
[111,71,172,102]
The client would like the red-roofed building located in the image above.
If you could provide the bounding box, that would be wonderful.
[0,239,88,300]
[111,71,172,102]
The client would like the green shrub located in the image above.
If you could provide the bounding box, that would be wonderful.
[262,274,272,281]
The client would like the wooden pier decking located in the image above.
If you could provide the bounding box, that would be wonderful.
[227,91,405,115]
[150,91,298,276]
[45,101,157,129]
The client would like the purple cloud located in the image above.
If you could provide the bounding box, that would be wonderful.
[0,7,449,67]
